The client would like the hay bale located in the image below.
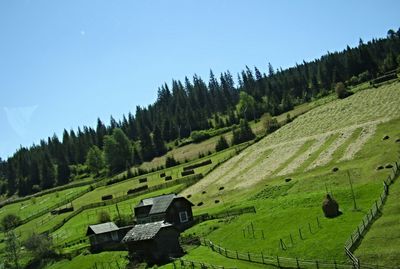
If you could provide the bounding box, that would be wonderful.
[165,176,172,181]
[383,135,390,140]
[214,200,220,204]
[395,138,400,143]
[322,194,340,218]
[385,164,393,169]
[197,202,204,206]
[139,178,147,183]
[376,165,384,170]
[160,173,166,178]
[332,167,339,172]
[285,178,292,182]
[202,191,206,194]
[219,186,224,191]
[101,195,113,201]
[181,170,195,177]
[186,194,191,198]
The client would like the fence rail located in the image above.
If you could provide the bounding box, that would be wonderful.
[343,161,399,268]
[42,174,204,237]
[172,258,238,269]
[200,238,354,269]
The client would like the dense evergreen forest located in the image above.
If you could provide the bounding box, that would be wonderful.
[1,28,400,197]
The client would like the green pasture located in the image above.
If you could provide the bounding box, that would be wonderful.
[0,185,88,221]
[44,251,128,269]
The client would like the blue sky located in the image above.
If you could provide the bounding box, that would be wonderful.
[0,0,399,159]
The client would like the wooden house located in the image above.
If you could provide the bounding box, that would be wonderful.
[122,221,183,264]
[134,194,194,231]
[86,222,132,252]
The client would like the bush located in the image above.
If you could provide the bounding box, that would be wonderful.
[190,130,211,143]
[263,116,280,134]
[98,211,111,223]
[24,233,54,259]
[1,214,21,231]
[113,214,132,227]
[231,119,255,145]
[335,82,351,99]
[165,156,179,168]
[215,136,229,152]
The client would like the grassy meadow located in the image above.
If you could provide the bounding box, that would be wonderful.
[1,81,399,268]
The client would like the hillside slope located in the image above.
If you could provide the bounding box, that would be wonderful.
[182,82,400,201]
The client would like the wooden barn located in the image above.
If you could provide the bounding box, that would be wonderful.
[86,222,132,252]
[122,221,183,264]
[134,193,194,231]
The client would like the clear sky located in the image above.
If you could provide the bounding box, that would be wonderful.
[0,0,399,159]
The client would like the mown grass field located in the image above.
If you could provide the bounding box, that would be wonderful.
[2,81,399,268]
[172,82,400,267]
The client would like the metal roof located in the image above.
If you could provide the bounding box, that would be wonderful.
[122,221,173,242]
[137,194,177,215]
[86,222,119,236]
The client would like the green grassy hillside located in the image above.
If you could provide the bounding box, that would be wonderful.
[175,81,400,267]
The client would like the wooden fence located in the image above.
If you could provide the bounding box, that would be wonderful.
[172,258,238,269]
[201,238,355,269]
[193,206,256,224]
[344,161,400,268]
[42,174,203,236]
[92,259,126,269]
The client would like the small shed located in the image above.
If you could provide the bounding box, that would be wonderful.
[134,194,194,231]
[122,221,183,264]
[86,222,131,252]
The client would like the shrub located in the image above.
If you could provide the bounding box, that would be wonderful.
[165,156,179,168]
[24,233,54,259]
[335,82,351,99]
[190,130,211,143]
[215,136,229,152]
[1,214,21,232]
[98,211,111,223]
[263,116,280,134]
[231,119,255,145]
[113,214,132,227]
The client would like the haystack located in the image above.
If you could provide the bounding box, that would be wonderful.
[322,194,340,218]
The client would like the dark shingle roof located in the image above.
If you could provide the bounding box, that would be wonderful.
[122,221,173,242]
[86,222,119,236]
[136,194,177,215]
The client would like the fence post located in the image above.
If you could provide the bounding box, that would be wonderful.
[299,228,303,240]
[308,223,312,233]
[316,217,320,228]
[296,257,300,269]
[375,200,379,211]
[261,252,265,264]
[236,250,239,259]
[334,260,337,269]
[277,256,281,268]
[248,252,251,261]
[315,260,319,269]
[357,226,361,238]
[290,233,294,244]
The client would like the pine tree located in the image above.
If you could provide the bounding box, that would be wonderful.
[153,125,167,156]
[215,136,229,152]
[139,128,155,162]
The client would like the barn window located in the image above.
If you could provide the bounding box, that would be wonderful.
[179,211,188,223]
